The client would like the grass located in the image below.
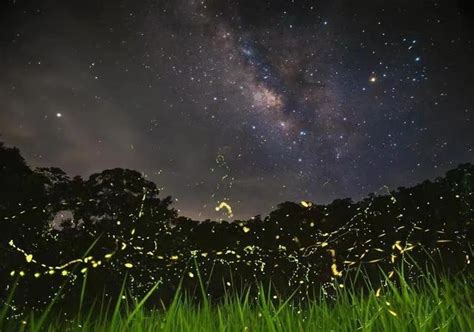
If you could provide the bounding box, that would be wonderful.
[1,272,473,332]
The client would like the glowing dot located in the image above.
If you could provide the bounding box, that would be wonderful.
[243,226,250,233]
[369,76,377,83]
[300,201,312,208]
[215,202,233,218]
[124,263,133,268]
[84,256,93,263]
[25,254,33,263]
[188,272,194,278]
[331,263,342,277]
[56,113,62,118]
[376,288,382,297]
[436,239,452,243]
[388,309,398,317]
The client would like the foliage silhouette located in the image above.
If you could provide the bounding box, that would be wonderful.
[0,141,472,310]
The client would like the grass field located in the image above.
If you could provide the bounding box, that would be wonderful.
[1,271,472,332]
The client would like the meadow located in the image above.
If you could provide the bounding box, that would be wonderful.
[1,270,472,332]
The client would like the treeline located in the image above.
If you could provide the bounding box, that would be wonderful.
[0,142,473,310]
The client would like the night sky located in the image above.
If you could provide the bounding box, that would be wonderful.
[1,0,473,220]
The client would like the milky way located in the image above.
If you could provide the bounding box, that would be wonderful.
[1,0,473,219]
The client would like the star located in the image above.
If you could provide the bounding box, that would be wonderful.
[1,0,472,220]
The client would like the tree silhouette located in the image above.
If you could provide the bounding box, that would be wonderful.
[1,141,472,309]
